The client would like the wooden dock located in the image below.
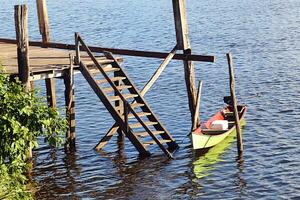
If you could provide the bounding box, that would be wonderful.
[0,0,218,158]
[0,41,120,80]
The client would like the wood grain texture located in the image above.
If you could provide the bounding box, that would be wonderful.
[64,55,76,149]
[36,0,50,44]
[227,53,243,155]
[0,42,121,76]
[14,5,30,89]
[45,78,56,108]
[172,0,190,50]
[0,38,215,63]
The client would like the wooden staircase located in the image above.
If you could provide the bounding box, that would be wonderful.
[76,35,178,158]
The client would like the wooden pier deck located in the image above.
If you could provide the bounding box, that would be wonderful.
[0,41,121,81]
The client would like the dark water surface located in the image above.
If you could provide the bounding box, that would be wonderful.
[1,0,300,199]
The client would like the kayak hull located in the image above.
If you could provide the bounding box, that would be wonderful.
[192,105,247,150]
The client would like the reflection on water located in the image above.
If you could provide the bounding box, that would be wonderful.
[193,130,237,179]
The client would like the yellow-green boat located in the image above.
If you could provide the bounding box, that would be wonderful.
[191,104,247,150]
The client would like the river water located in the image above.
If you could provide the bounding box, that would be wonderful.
[1,0,300,199]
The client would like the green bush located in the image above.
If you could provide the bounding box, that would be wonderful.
[0,66,67,199]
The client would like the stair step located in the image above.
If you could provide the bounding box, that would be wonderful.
[102,66,120,72]
[96,76,126,84]
[134,130,164,137]
[102,85,132,92]
[128,112,151,119]
[88,65,119,75]
[84,59,115,66]
[108,94,138,101]
[130,102,145,108]
[143,139,172,146]
[129,121,158,128]
[115,103,145,111]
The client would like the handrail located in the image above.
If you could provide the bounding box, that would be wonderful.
[76,34,126,105]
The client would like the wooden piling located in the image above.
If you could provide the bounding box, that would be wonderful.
[45,78,56,109]
[14,4,30,90]
[226,53,243,155]
[36,0,57,109]
[36,0,50,45]
[192,81,202,131]
[15,4,32,159]
[64,55,76,149]
[74,32,80,65]
[172,0,197,129]
[172,0,190,50]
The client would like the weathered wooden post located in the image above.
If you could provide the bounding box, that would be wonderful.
[64,55,76,149]
[172,0,197,129]
[36,0,50,45]
[226,53,243,155]
[45,78,56,108]
[36,0,57,109]
[15,4,32,159]
[14,4,30,90]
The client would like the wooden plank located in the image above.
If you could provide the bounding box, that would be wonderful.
[128,111,151,119]
[14,5,30,90]
[192,80,202,131]
[102,85,132,92]
[134,130,164,137]
[45,78,56,109]
[129,121,158,129]
[140,45,177,96]
[172,0,190,50]
[0,38,215,62]
[144,139,172,146]
[36,0,50,45]
[227,53,243,155]
[96,76,126,84]
[108,94,138,101]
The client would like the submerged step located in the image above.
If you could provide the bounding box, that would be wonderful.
[143,139,172,146]
[134,130,164,137]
